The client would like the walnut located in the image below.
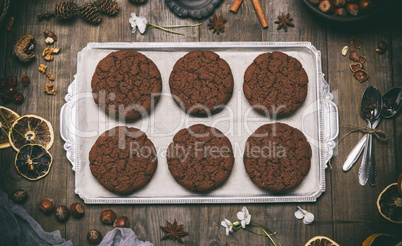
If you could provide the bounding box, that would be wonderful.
[14,35,36,63]
[42,47,61,61]
[38,64,47,73]
[46,70,55,81]
[45,83,57,95]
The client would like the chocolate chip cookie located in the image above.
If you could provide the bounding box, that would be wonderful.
[169,50,234,116]
[243,123,311,192]
[91,50,162,120]
[167,124,234,192]
[89,126,157,195]
[243,52,308,116]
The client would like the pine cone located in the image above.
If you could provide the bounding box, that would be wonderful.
[129,0,147,4]
[79,3,102,24]
[97,0,119,16]
[54,1,78,19]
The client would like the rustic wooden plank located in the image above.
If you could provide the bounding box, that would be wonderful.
[327,24,399,245]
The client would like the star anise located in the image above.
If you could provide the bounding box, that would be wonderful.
[160,220,188,243]
[208,14,226,34]
[274,13,294,32]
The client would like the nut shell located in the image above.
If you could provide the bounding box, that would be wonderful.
[12,189,28,204]
[13,35,36,63]
[113,216,129,228]
[353,69,368,83]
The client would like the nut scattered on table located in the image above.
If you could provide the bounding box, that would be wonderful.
[39,198,55,214]
[55,205,70,222]
[351,38,362,49]
[21,76,30,86]
[6,76,18,87]
[350,63,362,72]
[69,202,85,219]
[14,92,24,104]
[341,46,349,56]
[353,69,369,83]
[87,229,102,245]
[358,55,366,64]
[376,41,387,54]
[46,70,55,81]
[349,51,359,62]
[38,64,47,74]
[6,17,14,31]
[100,210,117,224]
[42,47,61,61]
[113,216,129,228]
[44,30,57,44]
[45,83,57,95]
[14,35,36,63]
[11,189,28,204]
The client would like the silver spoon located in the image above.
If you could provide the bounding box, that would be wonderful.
[358,86,382,186]
[343,87,402,172]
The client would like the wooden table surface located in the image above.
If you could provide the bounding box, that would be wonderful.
[1,0,402,245]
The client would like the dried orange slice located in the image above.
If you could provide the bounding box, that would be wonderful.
[0,106,20,149]
[8,114,54,151]
[397,173,402,196]
[15,144,53,180]
[377,183,402,224]
[305,236,340,246]
[362,233,398,246]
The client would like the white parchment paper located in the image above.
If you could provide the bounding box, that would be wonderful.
[72,43,322,202]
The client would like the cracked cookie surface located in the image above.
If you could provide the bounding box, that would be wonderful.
[89,126,157,195]
[91,50,162,120]
[243,123,311,192]
[167,124,234,192]
[169,50,234,116]
[243,52,308,116]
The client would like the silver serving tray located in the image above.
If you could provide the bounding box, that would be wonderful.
[60,42,338,204]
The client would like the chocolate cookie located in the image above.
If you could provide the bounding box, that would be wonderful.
[169,50,234,116]
[243,52,308,116]
[91,50,162,120]
[89,126,157,195]
[243,123,311,192]
[167,124,234,192]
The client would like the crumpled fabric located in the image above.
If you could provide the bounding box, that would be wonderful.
[0,188,73,246]
[100,228,153,246]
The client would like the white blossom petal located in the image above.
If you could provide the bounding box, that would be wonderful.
[244,215,251,225]
[294,210,305,219]
[240,220,246,228]
[137,17,147,34]
[237,211,245,220]
[303,212,315,224]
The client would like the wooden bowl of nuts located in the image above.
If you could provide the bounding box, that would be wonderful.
[302,0,399,23]
[0,0,10,22]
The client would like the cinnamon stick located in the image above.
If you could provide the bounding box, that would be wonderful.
[251,0,268,28]
[230,0,244,13]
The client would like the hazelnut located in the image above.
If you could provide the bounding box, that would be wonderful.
[39,198,55,214]
[333,0,346,7]
[0,78,6,91]
[4,86,17,97]
[14,92,24,104]
[100,210,116,224]
[359,0,373,13]
[11,189,28,204]
[349,50,359,62]
[69,202,85,219]
[6,76,17,87]
[346,3,359,16]
[334,8,347,16]
[113,216,129,228]
[55,205,70,222]
[44,30,57,42]
[353,69,369,83]
[376,41,387,54]
[87,229,102,245]
[318,0,334,13]
[21,76,30,86]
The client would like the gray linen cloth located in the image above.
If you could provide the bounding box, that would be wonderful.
[0,188,72,246]
[0,188,153,246]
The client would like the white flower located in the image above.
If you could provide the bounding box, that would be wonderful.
[294,206,315,224]
[221,218,234,236]
[237,207,251,228]
[129,13,148,34]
